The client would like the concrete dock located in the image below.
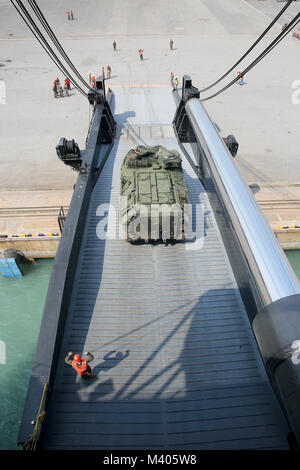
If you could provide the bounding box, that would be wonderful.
[0,185,299,258]
[0,0,299,254]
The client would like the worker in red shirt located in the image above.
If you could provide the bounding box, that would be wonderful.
[65,351,96,379]
[64,77,70,89]
[139,49,144,61]
[63,77,70,96]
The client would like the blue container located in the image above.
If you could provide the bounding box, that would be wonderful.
[0,258,23,278]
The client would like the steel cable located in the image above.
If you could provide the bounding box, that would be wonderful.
[200,0,295,93]
[200,12,300,102]
[28,0,91,91]
[11,0,89,98]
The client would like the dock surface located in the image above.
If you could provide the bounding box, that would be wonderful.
[1,0,299,193]
[1,0,300,250]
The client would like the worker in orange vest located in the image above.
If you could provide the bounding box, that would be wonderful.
[91,75,96,88]
[65,351,96,379]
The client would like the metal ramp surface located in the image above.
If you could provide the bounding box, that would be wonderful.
[42,89,289,449]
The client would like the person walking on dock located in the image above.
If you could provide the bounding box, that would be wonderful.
[59,84,64,97]
[169,39,174,50]
[170,72,174,89]
[67,11,70,20]
[64,77,70,96]
[102,66,105,78]
[64,77,70,90]
[113,40,116,51]
[139,49,144,61]
[52,80,58,98]
[70,10,74,20]
[53,77,61,98]
[107,65,111,79]
[237,71,244,85]
[174,77,179,91]
[65,351,96,379]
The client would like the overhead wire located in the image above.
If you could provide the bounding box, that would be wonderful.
[12,0,299,104]
[200,0,295,93]
[10,0,89,98]
[27,0,91,90]
[200,12,300,102]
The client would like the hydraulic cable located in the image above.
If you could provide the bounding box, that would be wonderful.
[11,0,88,98]
[200,12,300,102]
[28,0,91,91]
[200,0,295,93]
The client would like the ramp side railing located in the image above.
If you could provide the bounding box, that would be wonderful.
[18,86,116,449]
[173,75,300,448]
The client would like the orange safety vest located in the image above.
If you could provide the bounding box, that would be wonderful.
[72,359,87,375]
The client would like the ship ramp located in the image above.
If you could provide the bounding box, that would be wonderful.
[40,88,290,449]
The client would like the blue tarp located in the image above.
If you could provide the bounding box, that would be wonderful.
[0,258,22,278]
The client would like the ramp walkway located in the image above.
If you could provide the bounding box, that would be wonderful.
[41,89,289,449]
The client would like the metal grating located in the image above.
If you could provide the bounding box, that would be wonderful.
[42,127,290,450]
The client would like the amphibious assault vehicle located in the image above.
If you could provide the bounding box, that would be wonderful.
[120,145,190,242]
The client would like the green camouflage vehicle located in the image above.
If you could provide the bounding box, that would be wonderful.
[120,145,190,242]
